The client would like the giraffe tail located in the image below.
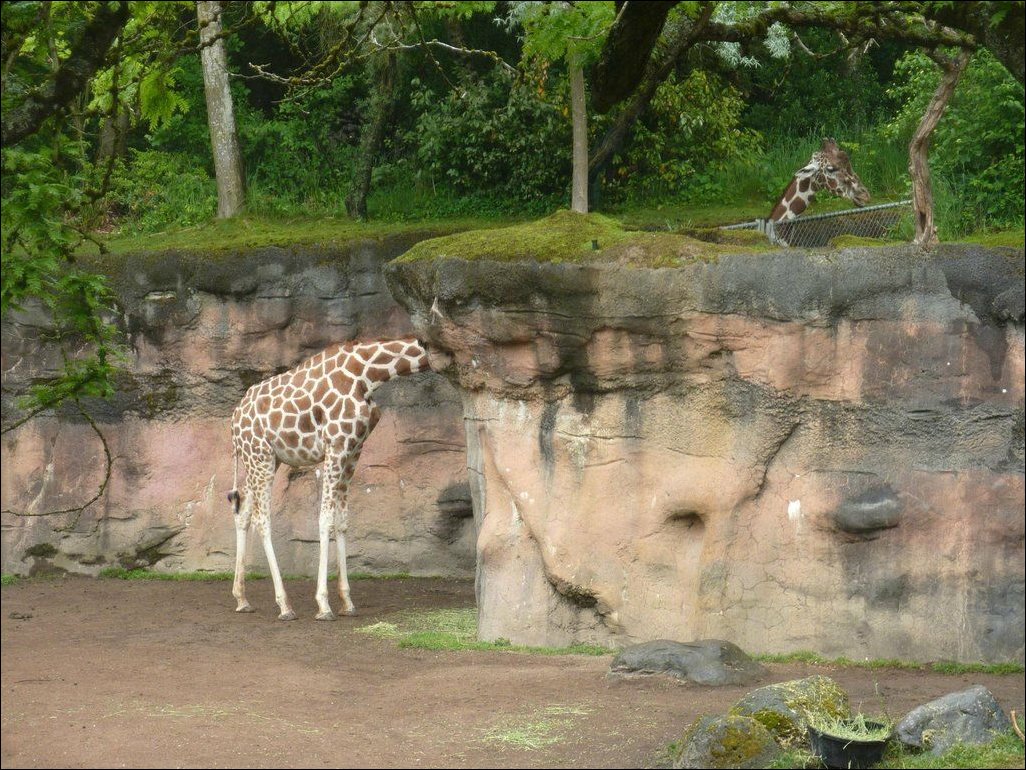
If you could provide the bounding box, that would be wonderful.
[227,442,241,514]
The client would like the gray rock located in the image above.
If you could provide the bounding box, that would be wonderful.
[609,639,766,686]
[730,675,850,745]
[832,485,903,533]
[896,685,1012,755]
[673,714,781,769]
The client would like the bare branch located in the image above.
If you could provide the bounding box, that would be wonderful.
[1,401,114,527]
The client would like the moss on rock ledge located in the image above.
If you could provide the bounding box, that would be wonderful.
[396,210,771,267]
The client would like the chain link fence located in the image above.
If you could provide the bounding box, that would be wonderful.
[721,200,913,248]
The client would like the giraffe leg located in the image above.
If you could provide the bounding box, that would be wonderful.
[334,496,356,616]
[249,461,296,621]
[314,451,342,620]
[334,448,366,616]
[232,491,254,613]
[314,494,336,621]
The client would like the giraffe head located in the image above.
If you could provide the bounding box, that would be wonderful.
[806,138,870,207]
[771,138,870,221]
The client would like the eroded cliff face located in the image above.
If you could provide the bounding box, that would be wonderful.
[1,236,474,579]
[386,245,1026,663]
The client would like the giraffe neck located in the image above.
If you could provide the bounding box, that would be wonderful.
[770,172,819,222]
[347,338,430,399]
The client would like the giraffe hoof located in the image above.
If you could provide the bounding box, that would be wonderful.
[341,607,358,617]
[235,603,255,613]
[315,610,337,622]
[278,610,298,621]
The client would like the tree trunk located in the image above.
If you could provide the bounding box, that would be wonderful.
[197,0,245,219]
[346,52,398,220]
[569,60,588,214]
[910,50,969,248]
[588,5,714,191]
[97,109,129,164]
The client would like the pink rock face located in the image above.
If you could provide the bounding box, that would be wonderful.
[386,246,1025,663]
[1,241,474,582]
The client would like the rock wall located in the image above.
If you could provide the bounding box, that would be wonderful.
[386,245,1026,663]
[1,235,474,580]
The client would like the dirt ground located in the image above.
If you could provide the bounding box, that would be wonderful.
[2,576,1023,769]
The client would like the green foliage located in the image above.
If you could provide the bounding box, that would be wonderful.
[601,70,764,202]
[0,574,18,586]
[107,151,217,233]
[139,66,191,131]
[240,75,365,214]
[409,71,569,206]
[513,0,615,66]
[742,29,899,138]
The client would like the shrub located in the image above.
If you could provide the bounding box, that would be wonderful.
[107,150,216,233]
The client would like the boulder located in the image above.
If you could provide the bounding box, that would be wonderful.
[609,639,766,686]
[729,675,850,745]
[674,714,781,769]
[895,684,1012,755]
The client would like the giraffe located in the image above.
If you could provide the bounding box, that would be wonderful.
[769,138,871,223]
[227,337,431,621]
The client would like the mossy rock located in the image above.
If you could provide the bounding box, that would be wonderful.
[396,210,767,267]
[673,714,781,769]
[23,543,59,559]
[729,675,850,746]
[686,227,773,247]
[828,234,894,248]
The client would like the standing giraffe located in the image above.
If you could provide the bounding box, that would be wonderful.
[228,337,431,620]
[769,138,871,222]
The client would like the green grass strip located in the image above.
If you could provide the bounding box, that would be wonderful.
[755,650,1024,676]
[98,567,239,581]
[357,607,610,656]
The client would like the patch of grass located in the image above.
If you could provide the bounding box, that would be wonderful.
[929,661,1025,676]
[98,567,243,581]
[754,651,1024,676]
[356,607,611,656]
[481,704,593,750]
[348,571,415,581]
[756,650,831,665]
[1,574,19,586]
[885,724,1025,769]
[100,214,505,257]
[957,227,1025,248]
[397,209,769,267]
[354,621,401,639]
[761,718,1025,769]
[609,200,771,230]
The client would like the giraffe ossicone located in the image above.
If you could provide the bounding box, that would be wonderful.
[228,337,431,621]
[769,138,871,224]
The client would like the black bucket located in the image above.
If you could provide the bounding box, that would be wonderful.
[808,722,890,769]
